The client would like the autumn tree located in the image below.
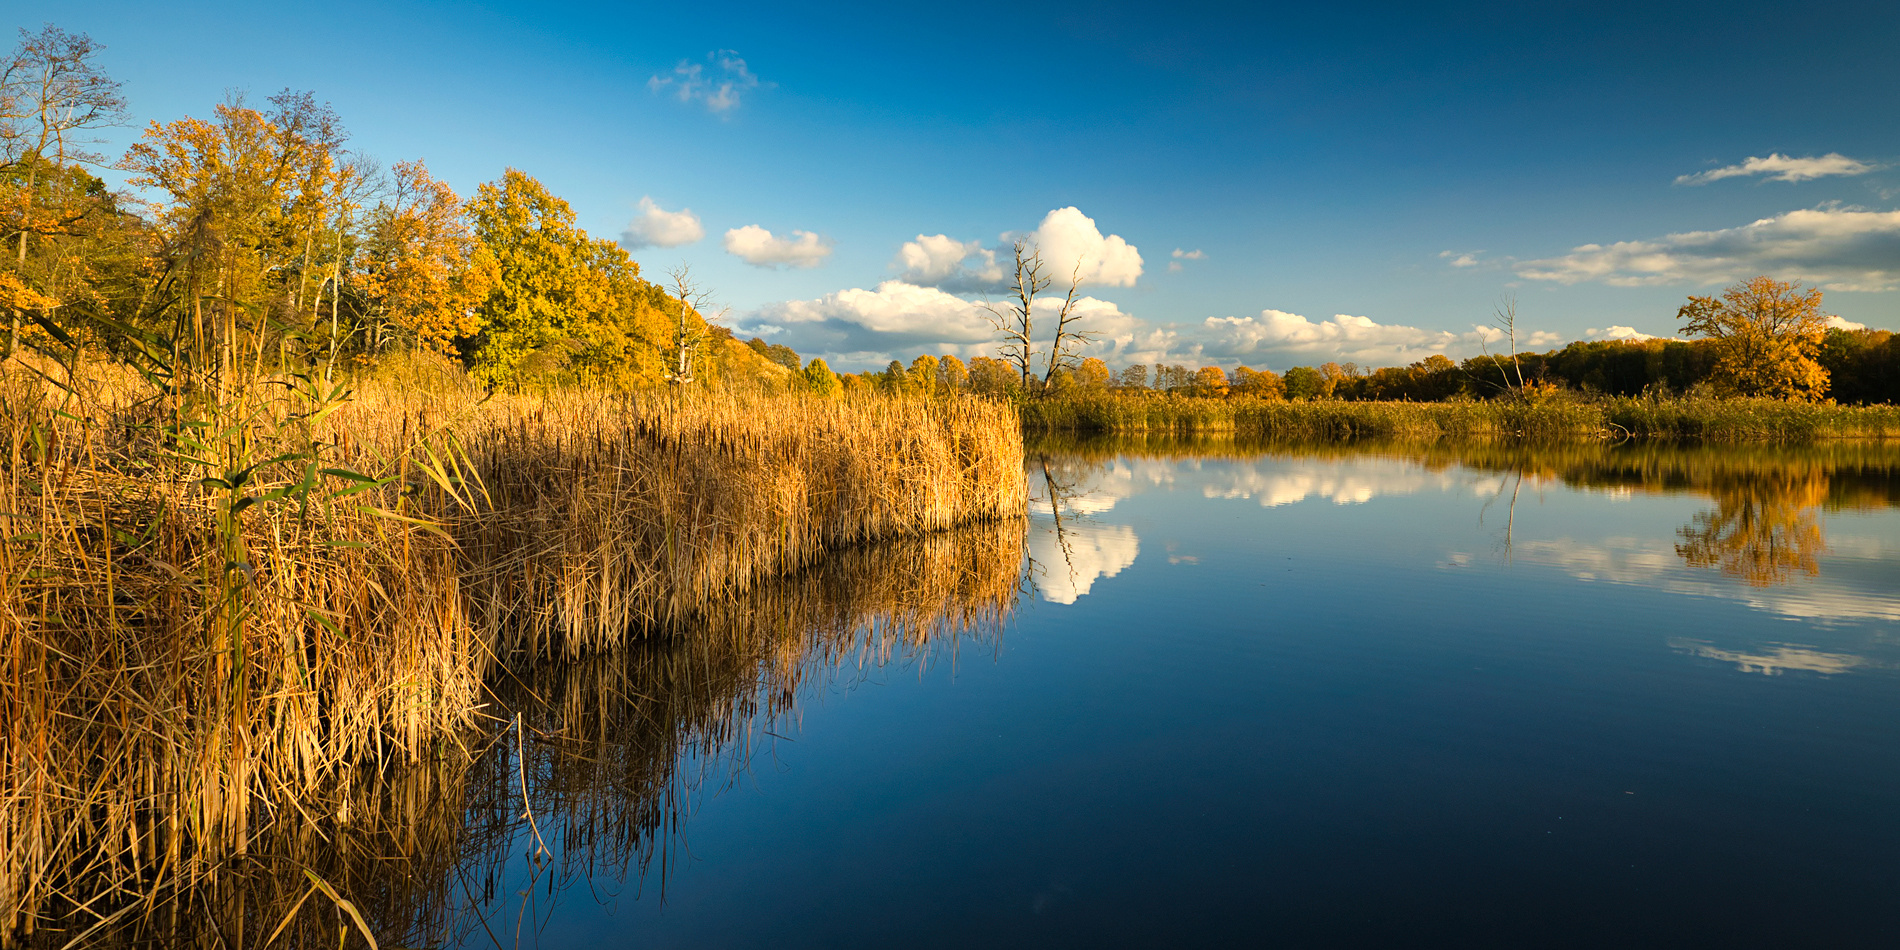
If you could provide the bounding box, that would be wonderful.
[1074,357,1111,390]
[1,25,129,353]
[1678,276,1832,400]
[966,355,1018,396]
[937,353,968,391]
[464,168,680,386]
[1116,364,1148,389]
[1284,365,1324,400]
[357,159,492,354]
[121,91,360,389]
[463,168,583,380]
[908,354,941,396]
[1190,365,1229,396]
[801,356,841,396]
[746,335,800,371]
[1230,365,1284,400]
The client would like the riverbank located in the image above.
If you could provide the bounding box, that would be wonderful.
[1019,392,1900,441]
[0,366,1025,944]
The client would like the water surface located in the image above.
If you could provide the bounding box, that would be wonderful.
[460,437,1900,948]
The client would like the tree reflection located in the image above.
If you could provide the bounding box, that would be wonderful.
[1675,471,1829,587]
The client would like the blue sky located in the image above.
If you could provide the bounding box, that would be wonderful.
[24,0,1900,371]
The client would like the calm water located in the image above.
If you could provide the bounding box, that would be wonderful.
[458,438,1900,948]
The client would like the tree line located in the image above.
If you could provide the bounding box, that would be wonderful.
[1,25,769,391]
[810,277,1896,404]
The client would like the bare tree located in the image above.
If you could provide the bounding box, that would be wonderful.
[1041,261,1095,386]
[0,25,127,169]
[665,265,714,385]
[1474,294,1528,397]
[979,240,1048,390]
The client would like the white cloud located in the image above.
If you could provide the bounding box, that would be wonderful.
[1439,250,1483,268]
[648,50,763,115]
[1586,326,1658,342]
[1168,261,1184,273]
[733,280,1148,370]
[1172,248,1205,260]
[734,280,994,362]
[1675,153,1877,186]
[1031,207,1144,287]
[723,224,833,269]
[891,234,1003,290]
[620,197,704,249]
[1828,315,1868,330]
[1197,309,1558,366]
[896,207,1142,290]
[1515,206,1900,292]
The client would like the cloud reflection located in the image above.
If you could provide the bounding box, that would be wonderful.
[1028,521,1140,605]
[1668,639,1867,675]
[1200,457,1480,507]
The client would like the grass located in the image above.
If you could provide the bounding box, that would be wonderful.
[0,352,1026,945]
[1020,391,1900,442]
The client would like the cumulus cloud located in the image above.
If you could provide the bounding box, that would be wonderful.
[1676,153,1877,186]
[1514,206,1900,291]
[1032,207,1143,287]
[891,235,1003,290]
[1828,315,1868,330]
[734,280,995,361]
[620,197,704,249]
[896,207,1142,290]
[723,224,833,269]
[1586,326,1660,342]
[648,50,763,115]
[731,280,1148,369]
[1439,250,1483,268]
[1197,309,1560,366]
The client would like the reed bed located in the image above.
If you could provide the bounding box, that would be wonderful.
[1021,391,1900,442]
[451,390,1025,659]
[0,357,1027,946]
[21,522,1023,948]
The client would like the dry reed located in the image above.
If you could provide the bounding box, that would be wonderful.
[0,356,1026,946]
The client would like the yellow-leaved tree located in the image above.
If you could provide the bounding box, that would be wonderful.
[357,160,494,355]
[1678,276,1832,400]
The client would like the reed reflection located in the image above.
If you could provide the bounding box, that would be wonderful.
[7,523,1023,949]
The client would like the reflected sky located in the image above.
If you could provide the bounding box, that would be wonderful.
[1027,440,1900,638]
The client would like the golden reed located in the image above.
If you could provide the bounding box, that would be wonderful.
[0,361,1025,945]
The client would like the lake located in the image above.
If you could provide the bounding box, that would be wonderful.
[448,436,1900,948]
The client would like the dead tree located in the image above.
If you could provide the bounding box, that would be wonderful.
[665,265,713,385]
[1041,260,1095,386]
[979,240,1048,390]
